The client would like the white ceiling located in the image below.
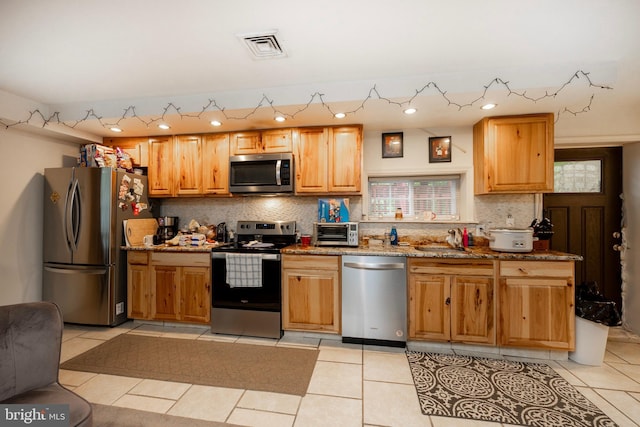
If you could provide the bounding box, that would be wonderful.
[1,0,639,144]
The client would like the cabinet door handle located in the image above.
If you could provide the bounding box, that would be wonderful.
[445,297,451,306]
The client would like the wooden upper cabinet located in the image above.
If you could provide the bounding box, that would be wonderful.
[262,129,293,152]
[231,131,261,155]
[294,125,362,194]
[148,136,174,196]
[202,133,230,195]
[140,124,361,197]
[174,135,202,195]
[473,113,554,194]
[102,137,149,167]
[230,129,292,154]
[294,127,329,193]
[329,125,362,193]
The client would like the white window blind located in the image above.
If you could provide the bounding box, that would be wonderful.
[368,176,460,219]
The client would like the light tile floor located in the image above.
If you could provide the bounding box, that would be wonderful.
[59,323,640,427]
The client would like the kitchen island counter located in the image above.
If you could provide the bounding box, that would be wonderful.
[281,244,582,261]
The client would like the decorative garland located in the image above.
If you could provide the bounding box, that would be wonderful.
[0,70,611,132]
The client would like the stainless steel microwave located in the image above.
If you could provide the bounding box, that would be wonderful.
[312,222,359,247]
[229,153,294,194]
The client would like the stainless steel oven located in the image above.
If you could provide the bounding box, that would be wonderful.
[210,220,296,339]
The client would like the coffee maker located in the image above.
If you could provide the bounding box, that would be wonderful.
[157,216,179,243]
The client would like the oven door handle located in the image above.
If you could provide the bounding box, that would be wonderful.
[211,252,280,261]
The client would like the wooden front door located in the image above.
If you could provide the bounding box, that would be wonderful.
[543,147,623,310]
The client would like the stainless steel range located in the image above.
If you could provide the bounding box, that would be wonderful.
[210,220,296,339]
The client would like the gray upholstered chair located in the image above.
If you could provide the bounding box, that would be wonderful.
[0,301,92,426]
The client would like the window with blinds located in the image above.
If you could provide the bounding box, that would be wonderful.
[368,176,460,219]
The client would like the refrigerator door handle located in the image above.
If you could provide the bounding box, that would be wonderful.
[65,178,81,252]
[44,266,108,275]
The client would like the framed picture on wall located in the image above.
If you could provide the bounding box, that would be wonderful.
[382,132,403,158]
[429,136,452,163]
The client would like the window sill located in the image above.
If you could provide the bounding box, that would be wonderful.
[360,218,478,225]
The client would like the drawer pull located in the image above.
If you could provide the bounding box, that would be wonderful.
[518,267,530,275]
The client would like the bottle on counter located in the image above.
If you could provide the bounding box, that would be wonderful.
[462,227,469,247]
[390,225,398,246]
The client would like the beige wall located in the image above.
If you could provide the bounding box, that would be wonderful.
[0,127,79,305]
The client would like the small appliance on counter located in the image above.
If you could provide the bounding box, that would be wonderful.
[486,228,534,252]
[157,216,179,243]
[312,222,359,247]
[216,222,228,243]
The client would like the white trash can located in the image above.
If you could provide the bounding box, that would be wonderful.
[569,316,610,366]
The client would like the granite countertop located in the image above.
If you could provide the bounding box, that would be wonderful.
[123,243,223,253]
[281,244,583,261]
[123,242,582,261]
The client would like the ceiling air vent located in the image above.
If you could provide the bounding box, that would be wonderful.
[238,30,286,59]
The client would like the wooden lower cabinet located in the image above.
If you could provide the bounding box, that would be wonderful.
[127,251,151,319]
[408,259,496,345]
[127,251,211,324]
[498,260,575,350]
[151,265,180,320]
[180,266,212,323]
[282,255,340,333]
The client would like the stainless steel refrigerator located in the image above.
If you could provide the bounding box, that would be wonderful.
[43,167,153,326]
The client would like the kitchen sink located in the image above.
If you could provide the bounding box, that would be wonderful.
[415,245,465,253]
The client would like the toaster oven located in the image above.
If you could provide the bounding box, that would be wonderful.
[312,222,359,247]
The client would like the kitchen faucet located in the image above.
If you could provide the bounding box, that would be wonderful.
[446,228,463,249]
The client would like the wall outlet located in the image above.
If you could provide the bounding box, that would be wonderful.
[506,214,515,227]
[475,224,485,236]
[116,302,124,315]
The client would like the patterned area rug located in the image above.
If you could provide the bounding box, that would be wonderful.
[407,352,616,427]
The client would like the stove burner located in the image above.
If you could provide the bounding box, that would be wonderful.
[211,220,297,254]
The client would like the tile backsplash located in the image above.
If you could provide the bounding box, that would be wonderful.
[158,193,536,241]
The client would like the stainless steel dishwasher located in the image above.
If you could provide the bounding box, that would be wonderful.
[341,255,407,347]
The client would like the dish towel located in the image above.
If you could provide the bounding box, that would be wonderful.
[225,253,263,288]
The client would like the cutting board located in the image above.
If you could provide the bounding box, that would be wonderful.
[124,218,158,246]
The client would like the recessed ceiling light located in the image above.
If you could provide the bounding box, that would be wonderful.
[210,120,222,127]
[274,115,286,122]
[158,123,170,130]
[110,126,122,133]
[403,108,417,115]
[481,103,497,110]
[334,112,346,119]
